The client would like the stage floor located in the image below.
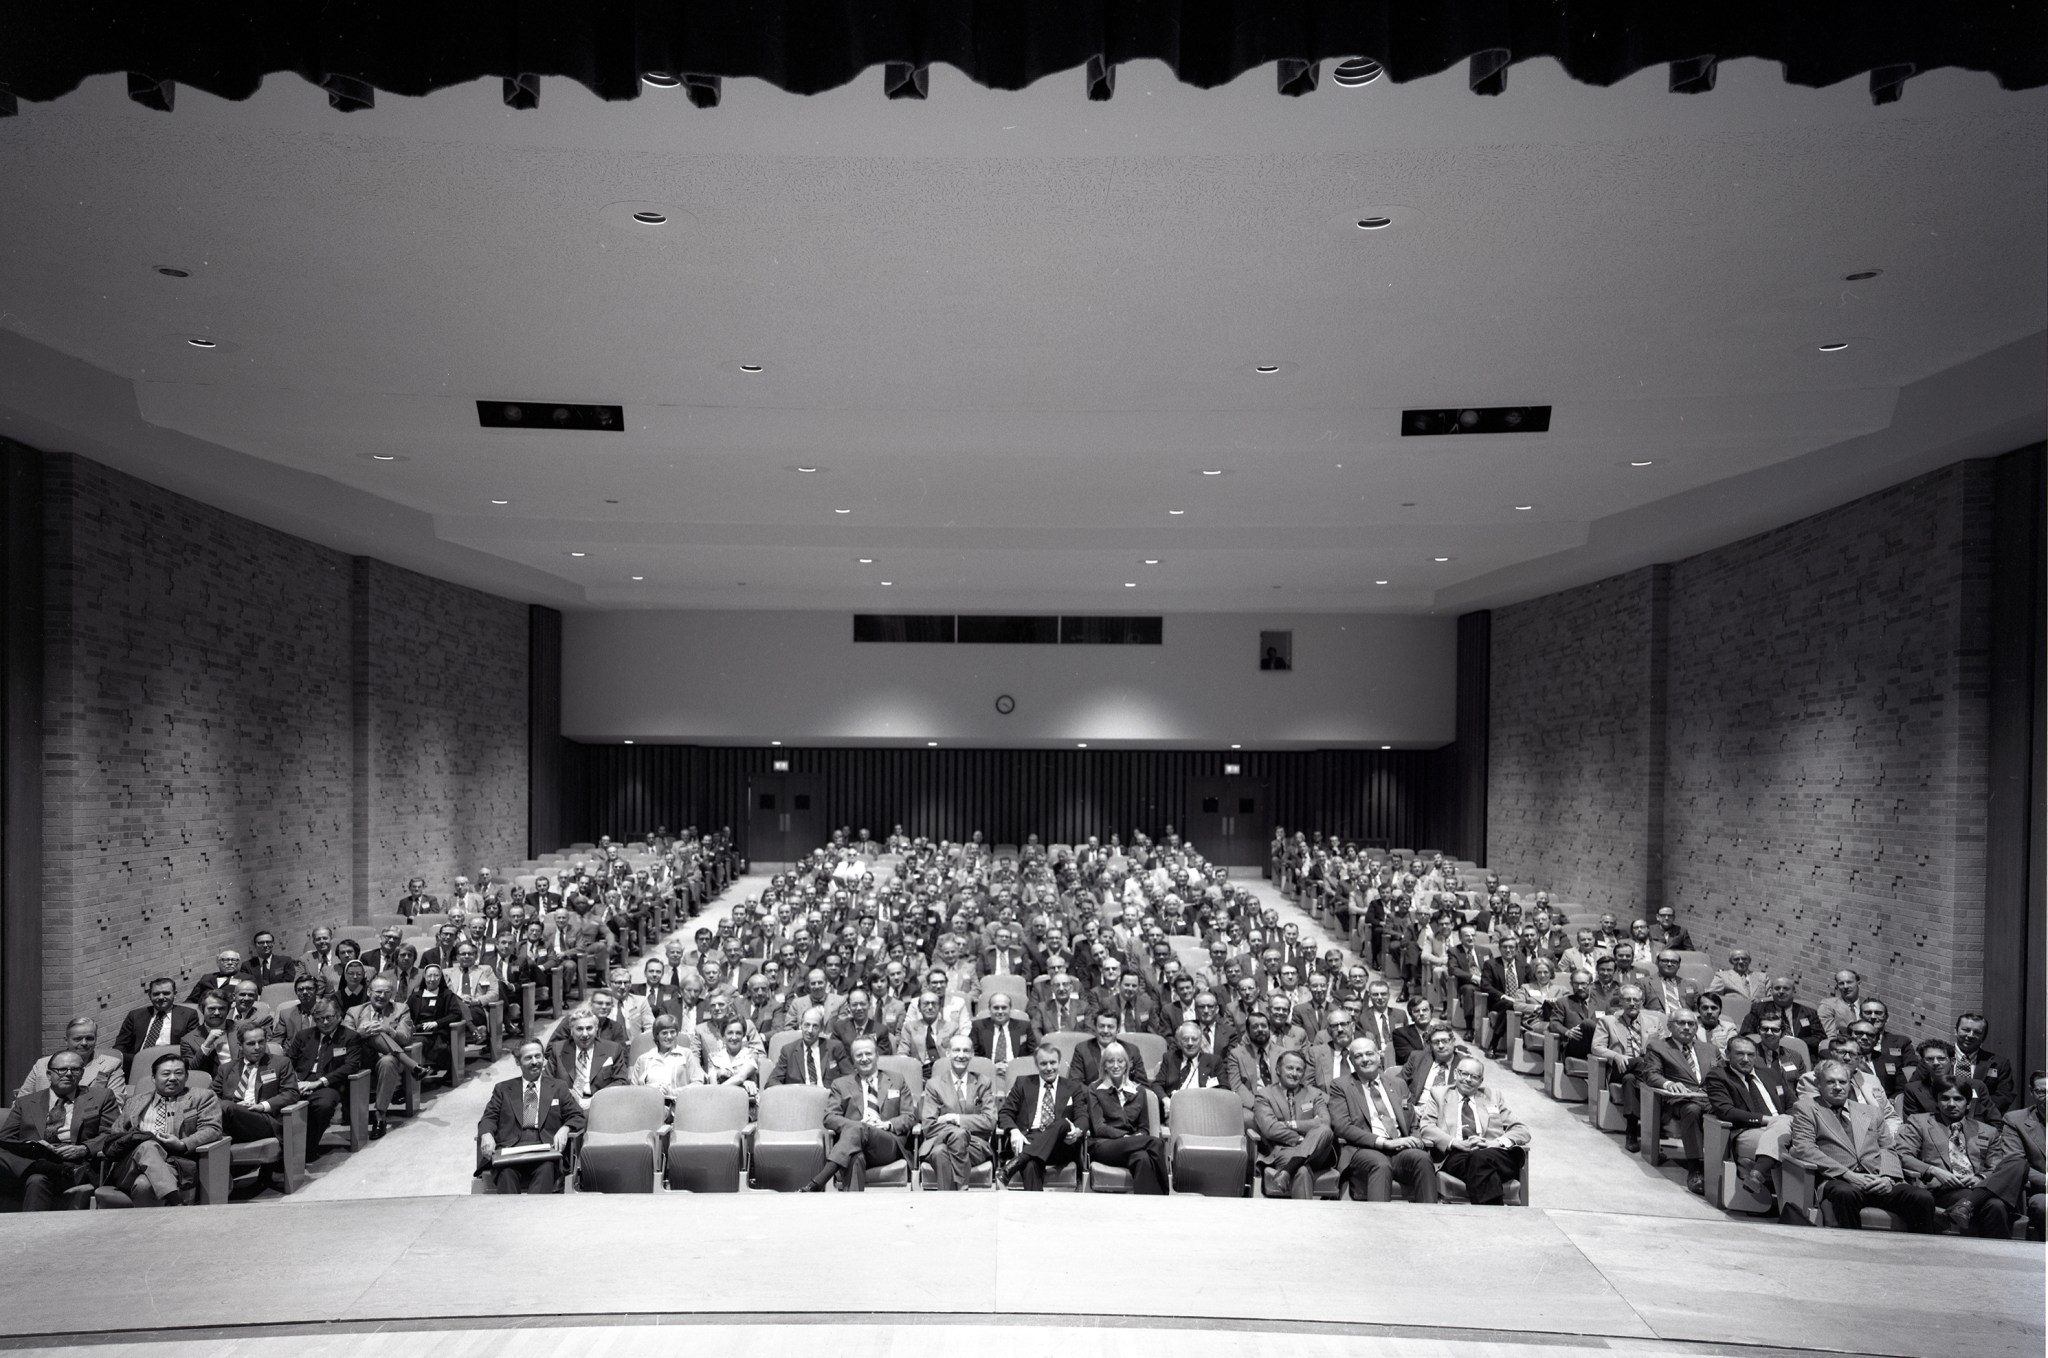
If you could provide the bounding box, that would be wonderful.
[0,1193,2037,1358]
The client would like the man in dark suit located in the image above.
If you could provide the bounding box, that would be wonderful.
[1070,1011,1151,1087]
[1477,945,1536,1057]
[1737,976,1826,1052]
[829,990,883,1053]
[215,1023,299,1146]
[1032,975,1091,1036]
[806,1037,915,1191]
[237,931,300,989]
[550,1011,627,1101]
[765,1007,849,1088]
[1642,1008,1719,1194]
[1952,1013,2017,1114]
[0,1050,120,1209]
[1704,1035,1797,1201]
[1157,1022,1228,1108]
[285,996,364,1160]
[969,992,1036,1077]
[1652,906,1694,952]
[1354,982,1408,1067]
[185,948,245,1005]
[1855,1000,1913,1095]
[1401,1024,1467,1104]
[1223,1010,1285,1110]
[115,978,202,1063]
[999,1043,1085,1190]
[478,1041,585,1194]
[179,993,239,1079]
[980,926,1032,980]
[1444,929,1481,1037]
[1328,1036,1437,1202]
[1388,998,1440,1066]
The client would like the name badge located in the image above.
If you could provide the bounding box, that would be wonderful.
[549,1098,559,1107]
[332,1047,349,1058]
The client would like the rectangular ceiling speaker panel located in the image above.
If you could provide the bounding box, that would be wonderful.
[1401,405,1551,436]
[477,400,624,431]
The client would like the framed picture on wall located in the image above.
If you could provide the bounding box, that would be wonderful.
[1259,630,1293,671]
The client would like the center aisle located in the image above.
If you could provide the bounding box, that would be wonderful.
[1230,870,1722,1220]
[285,870,772,1203]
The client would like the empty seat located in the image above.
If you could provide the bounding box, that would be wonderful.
[750,1085,829,1191]
[667,1085,749,1192]
[1166,1087,1249,1197]
[577,1086,669,1193]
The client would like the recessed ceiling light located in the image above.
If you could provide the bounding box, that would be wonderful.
[154,266,190,278]
[623,739,635,745]
[371,454,398,461]
[1631,460,1654,467]
[1332,58,1383,87]
[1230,743,1241,750]
[1077,743,1088,749]
[1434,556,1451,563]
[1375,580,1389,585]
[770,740,781,746]
[739,363,764,373]
[1817,341,1850,352]
[569,551,587,557]
[1124,582,1137,588]
[1354,216,1392,230]
[834,508,851,514]
[1381,745,1392,751]
[857,557,874,564]
[1143,559,1159,565]
[489,498,509,505]
[631,211,669,225]
[927,741,938,747]
[1514,504,1533,511]
[1843,269,1882,282]
[185,338,217,349]
[642,71,682,87]
[796,466,819,473]
[1168,509,1186,516]
[1201,469,1224,476]
[880,581,893,586]
[1253,364,1280,374]
[630,575,645,581]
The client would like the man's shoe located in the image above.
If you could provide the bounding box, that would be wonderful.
[1685,1171,1706,1196]
[798,1180,826,1193]
[370,1114,387,1140]
[1623,1130,1641,1154]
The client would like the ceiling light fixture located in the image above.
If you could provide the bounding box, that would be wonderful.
[1434,556,1451,562]
[1631,460,1654,467]
[770,740,781,746]
[1124,582,1137,588]
[739,363,764,373]
[1143,559,1159,565]
[569,551,587,557]
[1514,504,1533,510]
[154,266,190,278]
[1843,269,1882,282]
[1354,216,1392,230]
[642,72,682,88]
[623,739,635,745]
[1168,509,1185,516]
[1253,363,1280,374]
[185,338,217,349]
[489,498,509,505]
[880,581,893,586]
[1201,469,1224,476]
[631,575,645,581]
[796,466,818,473]
[1375,580,1389,585]
[1381,745,1392,751]
[1230,743,1241,750]
[834,508,852,514]
[371,454,398,461]
[927,741,938,747]
[1077,743,1088,749]
[631,210,669,225]
[857,557,874,564]
[1332,58,1383,87]
[1817,341,1850,352]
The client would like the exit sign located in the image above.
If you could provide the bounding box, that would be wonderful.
[1222,762,1241,775]
[771,759,790,772]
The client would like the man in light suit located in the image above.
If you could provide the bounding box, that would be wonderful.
[969,992,1036,1080]
[1991,1071,2044,1240]
[806,1037,915,1191]
[1417,1056,1529,1205]
[999,1043,1084,1190]
[1253,1050,1336,1198]
[477,1041,585,1194]
[1786,1059,1940,1231]
[1592,985,1666,1154]
[0,1050,120,1209]
[897,991,959,1081]
[765,1007,850,1088]
[113,978,201,1063]
[1895,1073,2013,1237]
[919,1034,995,1190]
[108,1051,224,1207]
[13,1018,127,1104]
[1328,1037,1437,1203]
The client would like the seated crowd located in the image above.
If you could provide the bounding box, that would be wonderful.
[1274,829,2045,1238]
[477,825,1532,1203]
[0,828,734,1209]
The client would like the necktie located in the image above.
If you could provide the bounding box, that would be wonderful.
[1259,1050,1272,1086]
[523,1082,540,1128]
[1432,1063,1450,1090]
[1506,958,1518,991]
[955,1077,968,1109]
[865,1078,883,1122]
[148,1098,172,1139]
[806,1045,819,1086]
[1180,1058,1199,1091]
[1684,1046,1699,1082]
[146,1014,168,1049]
[1460,1095,1479,1139]
[576,1049,592,1095]
[460,967,472,997]
[1367,1083,1394,1138]
[924,1027,939,1062]
[53,1096,75,1143]
[1201,1024,1215,1053]
[1946,1122,1974,1176]
[994,1024,1010,1066]
[241,1064,260,1104]
[1035,1080,1055,1129]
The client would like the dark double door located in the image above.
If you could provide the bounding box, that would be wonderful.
[746,773,826,866]
[1186,777,1270,867]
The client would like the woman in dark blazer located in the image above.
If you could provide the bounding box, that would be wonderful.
[1079,1043,1169,1194]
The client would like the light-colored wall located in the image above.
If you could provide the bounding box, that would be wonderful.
[563,611,1456,747]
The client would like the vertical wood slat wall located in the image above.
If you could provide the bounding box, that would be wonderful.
[562,743,1460,857]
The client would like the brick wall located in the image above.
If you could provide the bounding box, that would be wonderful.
[38,452,528,1050]
[357,558,528,915]
[1488,460,1996,1025]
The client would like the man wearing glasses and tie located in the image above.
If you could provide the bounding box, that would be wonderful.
[805,1038,914,1191]
[1418,1056,1529,1205]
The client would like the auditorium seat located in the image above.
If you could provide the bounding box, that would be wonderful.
[749,1085,829,1191]
[1586,1050,1627,1131]
[1438,1149,1528,1206]
[1038,1030,1088,1072]
[976,975,1029,1011]
[666,1084,749,1192]
[1120,1032,1168,1080]
[1167,1087,1251,1197]
[576,1086,669,1193]
[1701,1114,1773,1215]
[1504,1011,1545,1076]
[260,982,297,1011]
[128,1045,179,1089]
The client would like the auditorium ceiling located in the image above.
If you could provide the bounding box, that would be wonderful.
[0,58,2042,613]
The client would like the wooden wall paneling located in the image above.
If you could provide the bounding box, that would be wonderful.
[1986,443,2045,1077]
[0,442,42,1090]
